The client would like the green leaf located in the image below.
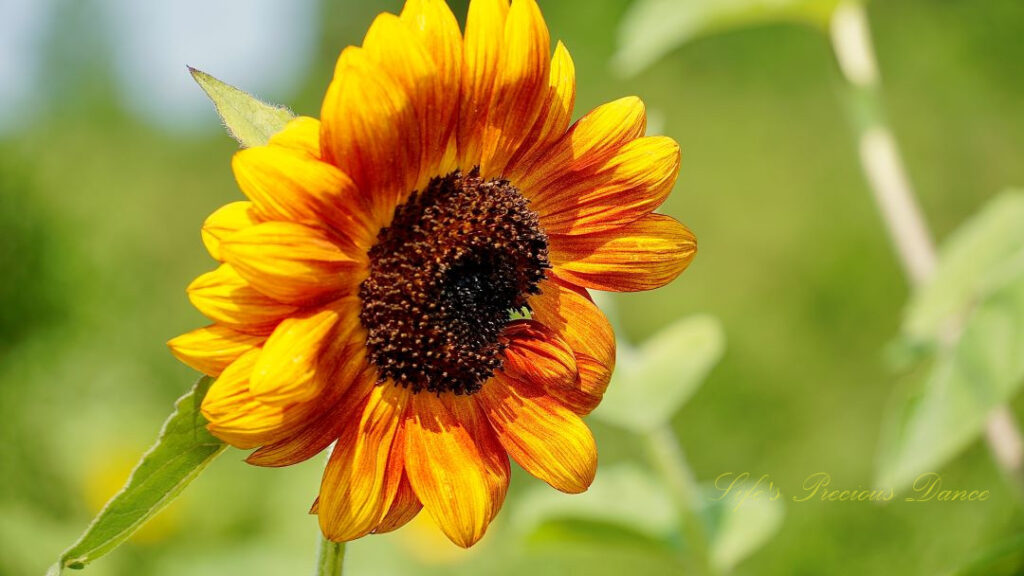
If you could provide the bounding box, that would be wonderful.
[514,464,679,544]
[189,67,295,148]
[701,478,785,572]
[903,191,1024,342]
[877,274,1024,492]
[594,314,725,433]
[48,377,226,575]
[614,0,840,76]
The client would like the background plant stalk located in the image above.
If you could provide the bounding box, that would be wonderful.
[828,0,1024,490]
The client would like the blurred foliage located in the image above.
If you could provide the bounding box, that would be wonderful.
[2,0,1024,575]
[878,192,1024,491]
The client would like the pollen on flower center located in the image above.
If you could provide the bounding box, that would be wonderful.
[358,169,550,395]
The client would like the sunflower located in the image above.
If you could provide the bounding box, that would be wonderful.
[169,0,695,548]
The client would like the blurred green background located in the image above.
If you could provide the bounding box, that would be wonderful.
[3,0,1024,574]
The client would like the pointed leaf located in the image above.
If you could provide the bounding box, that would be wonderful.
[903,191,1024,342]
[189,67,295,148]
[877,274,1024,492]
[48,377,226,575]
[594,314,725,433]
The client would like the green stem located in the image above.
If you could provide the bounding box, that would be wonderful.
[314,536,346,576]
[829,0,1024,498]
[645,425,716,575]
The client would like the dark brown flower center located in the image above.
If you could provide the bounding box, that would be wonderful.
[358,169,549,395]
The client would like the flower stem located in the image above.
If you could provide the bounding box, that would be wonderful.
[645,425,716,575]
[829,0,1024,494]
[314,537,346,576]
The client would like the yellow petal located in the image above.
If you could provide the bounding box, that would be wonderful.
[267,115,322,158]
[321,46,421,225]
[220,221,363,306]
[167,324,264,377]
[373,473,423,534]
[201,201,260,262]
[404,393,509,548]
[318,384,410,542]
[478,373,597,493]
[231,145,373,248]
[187,264,299,335]
[457,0,510,167]
[505,41,576,175]
[513,96,646,193]
[549,214,697,292]
[201,350,325,449]
[248,304,342,406]
[535,136,680,235]
[478,0,551,177]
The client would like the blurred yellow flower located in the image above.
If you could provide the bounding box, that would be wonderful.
[169,0,694,548]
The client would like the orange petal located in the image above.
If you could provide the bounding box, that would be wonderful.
[318,384,410,542]
[321,46,420,225]
[535,136,680,235]
[231,146,373,247]
[477,0,551,177]
[404,393,509,548]
[478,373,597,493]
[201,350,325,449]
[220,221,363,306]
[457,0,510,167]
[505,41,576,175]
[511,96,646,192]
[501,319,577,391]
[167,324,264,377]
[400,0,463,173]
[267,116,322,158]
[246,355,376,468]
[549,214,696,292]
[201,201,260,262]
[248,303,345,406]
[362,12,450,187]
[528,276,615,414]
[187,264,299,335]
[373,473,423,534]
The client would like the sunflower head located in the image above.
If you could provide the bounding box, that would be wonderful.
[169,0,696,548]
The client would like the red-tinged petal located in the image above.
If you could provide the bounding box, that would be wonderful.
[528,275,615,413]
[321,46,421,225]
[318,384,411,542]
[267,115,322,158]
[404,393,509,548]
[457,0,510,167]
[201,201,260,262]
[362,12,450,188]
[549,214,697,292]
[501,319,577,391]
[535,136,680,235]
[187,264,299,335]
[478,372,597,494]
[220,221,364,306]
[167,324,264,377]
[505,41,576,175]
[477,0,551,177]
[373,474,423,534]
[231,146,374,248]
[400,0,463,172]
[511,96,646,192]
